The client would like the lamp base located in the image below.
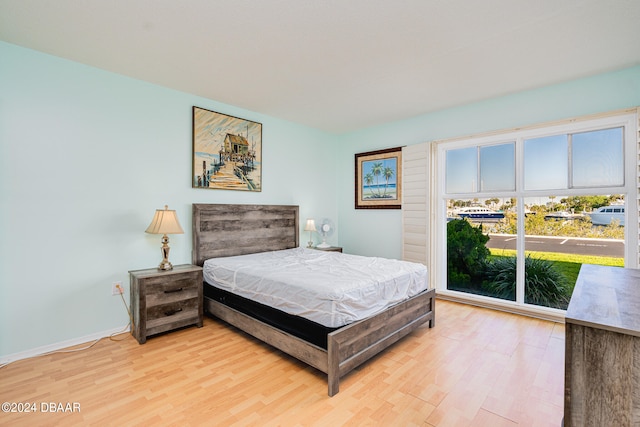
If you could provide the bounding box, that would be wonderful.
[157,260,174,271]
[157,234,174,270]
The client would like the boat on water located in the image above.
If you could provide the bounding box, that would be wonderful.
[588,206,625,226]
[455,207,504,220]
[544,211,572,221]
[544,211,585,221]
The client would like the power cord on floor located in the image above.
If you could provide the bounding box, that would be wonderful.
[0,284,135,369]
[110,283,135,341]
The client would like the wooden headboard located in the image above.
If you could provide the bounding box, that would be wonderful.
[192,204,300,266]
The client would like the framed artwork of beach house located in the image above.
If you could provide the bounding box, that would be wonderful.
[192,106,262,192]
[355,147,402,209]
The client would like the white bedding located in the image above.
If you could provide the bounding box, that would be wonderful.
[202,247,429,328]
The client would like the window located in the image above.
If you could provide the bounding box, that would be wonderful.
[523,127,624,191]
[446,143,515,193]
[524,135,567,190]
[572,127,624,188]
[435,112,638,317]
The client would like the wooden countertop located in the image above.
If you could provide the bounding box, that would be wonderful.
[565,264,640,337]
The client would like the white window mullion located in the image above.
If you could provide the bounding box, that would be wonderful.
[515,137,526,305]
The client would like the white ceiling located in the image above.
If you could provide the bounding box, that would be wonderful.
[1,0,639,133]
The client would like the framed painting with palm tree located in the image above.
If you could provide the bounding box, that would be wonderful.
[355,147,402,209]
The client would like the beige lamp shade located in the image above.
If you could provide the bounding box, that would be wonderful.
[145,205,184,235]
[304,219,317,232]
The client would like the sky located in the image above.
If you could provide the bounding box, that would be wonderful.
[362,158,397,186]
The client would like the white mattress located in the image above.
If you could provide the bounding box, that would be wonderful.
[202,247,429,328]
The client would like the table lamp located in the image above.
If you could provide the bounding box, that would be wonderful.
[145,205,184,270]
[304,219,316,248]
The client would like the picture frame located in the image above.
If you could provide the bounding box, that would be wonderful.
[192,106,262,192]
[355,147,402,209]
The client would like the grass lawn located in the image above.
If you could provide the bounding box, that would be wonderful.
[488,248,624,302]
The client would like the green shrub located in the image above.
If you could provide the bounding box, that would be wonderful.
[481,256,517,301]
[447,219,490,288]
[483,255,570,309]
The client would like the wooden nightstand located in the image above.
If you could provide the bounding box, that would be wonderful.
[313,246,343,253]
[129,264,203,344]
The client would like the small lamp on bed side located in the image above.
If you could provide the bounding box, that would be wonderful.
[304,218,316,248]
[145,205,184,271]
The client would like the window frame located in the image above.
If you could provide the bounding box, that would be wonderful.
[433,111,638,318]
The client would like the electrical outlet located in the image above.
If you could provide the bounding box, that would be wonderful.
[112,281,123,296]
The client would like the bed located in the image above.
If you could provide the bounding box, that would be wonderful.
[192,203,436,396]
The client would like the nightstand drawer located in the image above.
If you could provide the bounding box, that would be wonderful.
[147,297,200,321]
[145,274,200,306]
[147,286,199,307]
[143,272,199,291]
[146,298,200,335]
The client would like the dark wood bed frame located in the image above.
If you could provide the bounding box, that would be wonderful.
[192,203,436,396]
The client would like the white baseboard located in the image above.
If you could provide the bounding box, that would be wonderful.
[436,291,566,323]
[0,325,131,365]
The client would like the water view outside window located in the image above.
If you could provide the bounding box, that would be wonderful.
[446,195,625,310]
[446,197,515,301]
[520,195,624,310]
[445,125,627,310]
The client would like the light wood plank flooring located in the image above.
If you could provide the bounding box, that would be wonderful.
[0,300,565,426]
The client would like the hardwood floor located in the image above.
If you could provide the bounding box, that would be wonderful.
[0,300,565,426]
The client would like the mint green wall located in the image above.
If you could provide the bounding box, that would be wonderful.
[336,66,640,258]
[0,42,338,358]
